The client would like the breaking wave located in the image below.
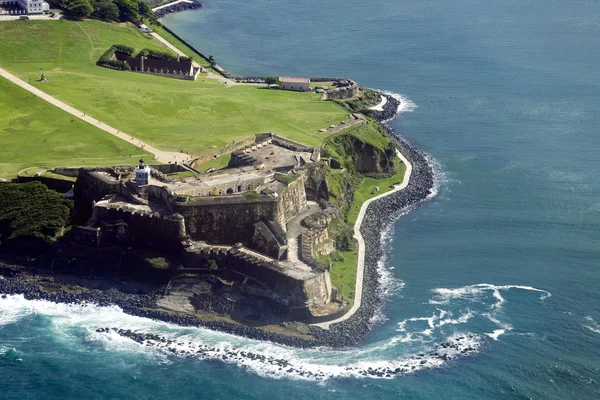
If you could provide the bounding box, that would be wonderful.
[584,316,600,334]
[0,294,482,381]
[375,90,418,121]
[428,284,551,340]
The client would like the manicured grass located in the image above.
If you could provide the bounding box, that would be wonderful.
[0,20,347,162]
[0,78,153,178]
[324,250,358,307]
[347,161,407,225]
[194,154,231,172]
[326,161,407,303]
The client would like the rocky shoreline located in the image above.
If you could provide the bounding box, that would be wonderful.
[0,91,435,349]
[153,0,203,19]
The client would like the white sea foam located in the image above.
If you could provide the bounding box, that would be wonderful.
[427,284,549,341]
[584,316,600,334]
[371,90,418,122]
[486,330,506,341]
[431,284,551,310]
[0,294,482,381]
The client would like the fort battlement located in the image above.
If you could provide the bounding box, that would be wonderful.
[69,136,341,319]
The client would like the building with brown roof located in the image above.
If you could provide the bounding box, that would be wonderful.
[279,77,311,92]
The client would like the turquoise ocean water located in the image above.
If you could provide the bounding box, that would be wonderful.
[2,0,600,398]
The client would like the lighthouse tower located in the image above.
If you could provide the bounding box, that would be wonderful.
[134,158,151,186]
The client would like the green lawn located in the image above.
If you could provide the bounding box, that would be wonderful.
[0,20,347,164]
[347,162,408,225]
[0,78,153,178]
[326,162,407,304]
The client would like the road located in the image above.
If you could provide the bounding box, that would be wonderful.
[312,149,413,329]
[0,66,190,164]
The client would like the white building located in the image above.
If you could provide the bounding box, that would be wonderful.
[0,0,49,14]
[134,159,151,186]
[279,77,311,92]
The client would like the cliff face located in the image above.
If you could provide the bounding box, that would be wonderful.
[326,127,398,175]
[352,139,397,174]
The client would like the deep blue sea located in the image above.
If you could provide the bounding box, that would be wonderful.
[2,0,600,398]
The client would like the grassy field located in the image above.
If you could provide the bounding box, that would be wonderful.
[346,162,408,225]
[0,78,153,178]
[326,161,407,304]
[0,20,347,170]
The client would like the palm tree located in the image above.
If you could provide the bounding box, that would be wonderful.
[208,55,216,69]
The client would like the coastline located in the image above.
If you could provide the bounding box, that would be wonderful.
[0,94,435,348]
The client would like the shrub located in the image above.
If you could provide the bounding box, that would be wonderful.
[113,44,135,56]
[96,45,132,70]
[137,48,178,62]
[0,182,72,249]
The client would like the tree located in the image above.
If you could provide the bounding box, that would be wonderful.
[113,0,138,21]
[137,1,151,19]
[95,1,119,21]
[265,77,279,87]
[208,55,216,69]
[65,0,93,19]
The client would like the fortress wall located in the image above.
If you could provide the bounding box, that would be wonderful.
[150,164,187,174]
[96,207,185,252]
[276,178,308,224]
[303,272,332,307]
[73,169,121,217]
[174,199,281,245]
[191,137,256,169]
[297,164,329,201]
[182,248,330,308]
[52,167,82,177]
[16,175,74,193]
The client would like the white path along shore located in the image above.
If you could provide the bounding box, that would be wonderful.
[369,95,388,111]
[313,148,413,329]
[0,66,190,164]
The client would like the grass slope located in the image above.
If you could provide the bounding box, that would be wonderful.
[0,78,153,178]
[0,20,347,160]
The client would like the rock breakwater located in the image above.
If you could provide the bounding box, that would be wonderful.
[153,0,202,19]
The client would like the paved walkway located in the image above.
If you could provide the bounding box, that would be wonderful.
[312,149,413,329]
[0,14,60,21]
[0,66,190,164]
[369,95,388,111]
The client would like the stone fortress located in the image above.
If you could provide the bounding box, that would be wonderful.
[71,133,346,321]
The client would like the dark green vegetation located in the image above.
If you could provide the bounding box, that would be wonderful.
[50,0,158,24]
[335,88,380,113]
[96,44,192,71]
[324,122,398,176]
[0,182,72,251]
[96,44,134,70]
[321,121,405,303]
[273,174,296,186]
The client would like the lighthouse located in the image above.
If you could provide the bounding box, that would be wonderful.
[134,158,150,185]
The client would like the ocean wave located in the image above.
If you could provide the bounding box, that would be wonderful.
[430,284,551,310]
[378,90,418,120]
[428,284,550,340]
[0,294,482,381]
[584,316,600,334]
